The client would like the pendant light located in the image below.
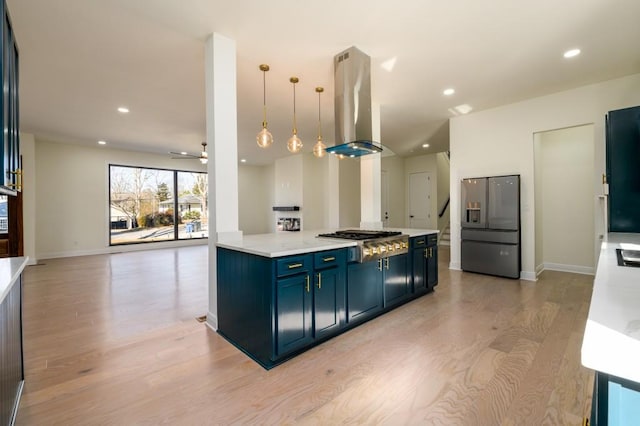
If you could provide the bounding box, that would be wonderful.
[287,77,303,153]
[313,87,327,158]
[256,64,273,148]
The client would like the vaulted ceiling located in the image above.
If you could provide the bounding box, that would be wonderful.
[8,0,640,165]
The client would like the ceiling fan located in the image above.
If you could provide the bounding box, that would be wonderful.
[170,141,208,164]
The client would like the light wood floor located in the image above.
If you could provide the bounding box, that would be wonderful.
[16,246,594,425]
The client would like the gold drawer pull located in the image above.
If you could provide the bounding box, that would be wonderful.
[323,256,335,262]
[288,263,303,269]
[416,240,425,245]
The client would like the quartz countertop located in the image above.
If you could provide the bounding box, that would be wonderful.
[216,228,438,258]
[0,256,29,305]
[581,233,640,383]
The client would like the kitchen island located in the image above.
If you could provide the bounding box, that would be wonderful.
[582,233,640,424]
[216,228,438,369]
[0,256,28,426]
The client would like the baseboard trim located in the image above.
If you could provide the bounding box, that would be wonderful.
[206,311,218,331]
[542,262,595,276]
[449,261,461,271]
[520,271,537,281]
[536,263,544,276]
[38,238,208,260]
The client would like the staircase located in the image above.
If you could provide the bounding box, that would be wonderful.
[439,224,451,246]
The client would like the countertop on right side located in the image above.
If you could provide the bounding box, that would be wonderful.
[581,233,640,383]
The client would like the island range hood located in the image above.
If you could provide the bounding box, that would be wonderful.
[325,46,382,158]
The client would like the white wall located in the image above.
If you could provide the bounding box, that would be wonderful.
[34,138,207,259]
[339,159,361,227]
[381,155,405,227]
[405,154,438,228]
[450,72,640,280]
[303,153,327,231]
[21,133,37,264]
[274,155,303,230]
[238,164,273,235]
[535,125,595,274]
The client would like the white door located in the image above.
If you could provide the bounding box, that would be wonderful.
[408,172,432,228]
[381,170,389,226]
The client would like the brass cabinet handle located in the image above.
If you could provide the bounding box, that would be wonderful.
[322,256,335,262]
[288,263,303,269]
[317,273,322,289]
[424,248,428,259]
[377,258,383,272]
[305,275,310,293]
[385,257,390,270]
[416,240,425,245]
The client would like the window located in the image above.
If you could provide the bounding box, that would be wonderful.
[109,165,208,245]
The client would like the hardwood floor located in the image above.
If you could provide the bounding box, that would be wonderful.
[16,246,594,425]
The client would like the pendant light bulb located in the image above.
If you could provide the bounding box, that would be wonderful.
[287,77,302,153]
[256,64,273,148]
[313,87,327,158]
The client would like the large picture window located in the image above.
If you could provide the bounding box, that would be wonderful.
[109,165,208,245]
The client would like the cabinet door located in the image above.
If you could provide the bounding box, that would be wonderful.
[426,245,438,289]
[314,267,344,339]
[412,247,427,293]
[347,261,383,323]
[384,254,409,307]
[276,273,313,356]
[607,106,640,233]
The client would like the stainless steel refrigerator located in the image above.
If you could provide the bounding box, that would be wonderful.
[461,175,521,279]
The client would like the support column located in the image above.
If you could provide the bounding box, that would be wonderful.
[205,33,241,330]
[360,103,383,229]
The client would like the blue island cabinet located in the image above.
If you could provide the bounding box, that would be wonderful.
[411,234,438,294]
[217,247,346,369]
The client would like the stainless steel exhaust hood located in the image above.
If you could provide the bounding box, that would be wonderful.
[325,46,382,157]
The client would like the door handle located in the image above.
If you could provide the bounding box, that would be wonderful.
[305,275,310,293]
[409,215,415,218]
[317,273,322,289]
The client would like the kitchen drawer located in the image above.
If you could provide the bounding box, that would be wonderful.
[276,254,312,277]
[314,249,345,270]
[427,234,438,245]
[411,236,426,248]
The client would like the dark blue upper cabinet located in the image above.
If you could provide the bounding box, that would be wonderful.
[607,106,640,233]
[0,0,20,196]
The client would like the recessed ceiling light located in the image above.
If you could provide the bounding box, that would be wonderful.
[117,106,130,113]
[563,48,581,58]
[422,143,430,148]
[98,140,106,145]
[453,104,473,115]
[240,158,247,163]
[443,88,455,96]
[180,151,187,155]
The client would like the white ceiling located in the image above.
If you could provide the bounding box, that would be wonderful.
[7,0,640,165]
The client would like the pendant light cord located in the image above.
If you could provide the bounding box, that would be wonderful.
[317,91,322,139]
[262,70,267,127]
[292,81,297,134]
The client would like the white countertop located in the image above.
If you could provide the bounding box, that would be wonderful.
[581,233,640,383]
[0,256,29,305]
[216,228,438,258]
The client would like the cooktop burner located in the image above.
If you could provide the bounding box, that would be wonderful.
[317,229,403,240]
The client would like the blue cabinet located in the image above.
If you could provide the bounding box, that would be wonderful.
[0,1,20,196]
[606,106,640,233]
[347,260,383,323]
[217,247,346,369]
[411,234,438,294]
[313,250,346,339]
[346,253,409,324]
[276,269,313,356]
[591,371,640,425]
